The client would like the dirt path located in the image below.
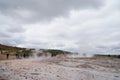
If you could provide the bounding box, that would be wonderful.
[0,57,120,80]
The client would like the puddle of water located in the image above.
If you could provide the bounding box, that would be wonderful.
[31,73,39,75]
[0,69,11,76]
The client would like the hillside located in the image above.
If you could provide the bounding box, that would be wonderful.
[0,44,72,60]
[0,44,26,51]
[0,44,29,60]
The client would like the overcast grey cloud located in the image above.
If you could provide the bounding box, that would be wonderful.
[0,0,120,54]
[0,12,26,46]
[0,0,103,22]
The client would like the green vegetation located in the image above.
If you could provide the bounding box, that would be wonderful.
[0,44,32,59]
[0,44,72,59]
[21,49,32,57]
[46,49,72,56]
[94,54,120,58]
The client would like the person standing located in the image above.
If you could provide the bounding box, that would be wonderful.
[16,53,19,59]
[23,53,26,58]
[6,52,9,59]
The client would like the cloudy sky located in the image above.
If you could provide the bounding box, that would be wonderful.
[0,0,120,54]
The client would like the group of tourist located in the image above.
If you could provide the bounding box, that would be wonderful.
[6,52,30,59]
[15,52,29,59]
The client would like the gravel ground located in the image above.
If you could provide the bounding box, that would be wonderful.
[0,57,120,80]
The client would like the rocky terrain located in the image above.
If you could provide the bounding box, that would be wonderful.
[0,57,120,80]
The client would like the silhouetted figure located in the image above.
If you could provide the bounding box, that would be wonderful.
[118,55,120,58]
[16,53,20,59]
[16,53,18,59]
[6,53,9,59]
[0,48,3,54]
[23,53,26,58]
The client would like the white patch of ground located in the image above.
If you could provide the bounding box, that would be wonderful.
[0,57,120,80]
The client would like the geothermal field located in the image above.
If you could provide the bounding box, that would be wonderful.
[0,56,120,80]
